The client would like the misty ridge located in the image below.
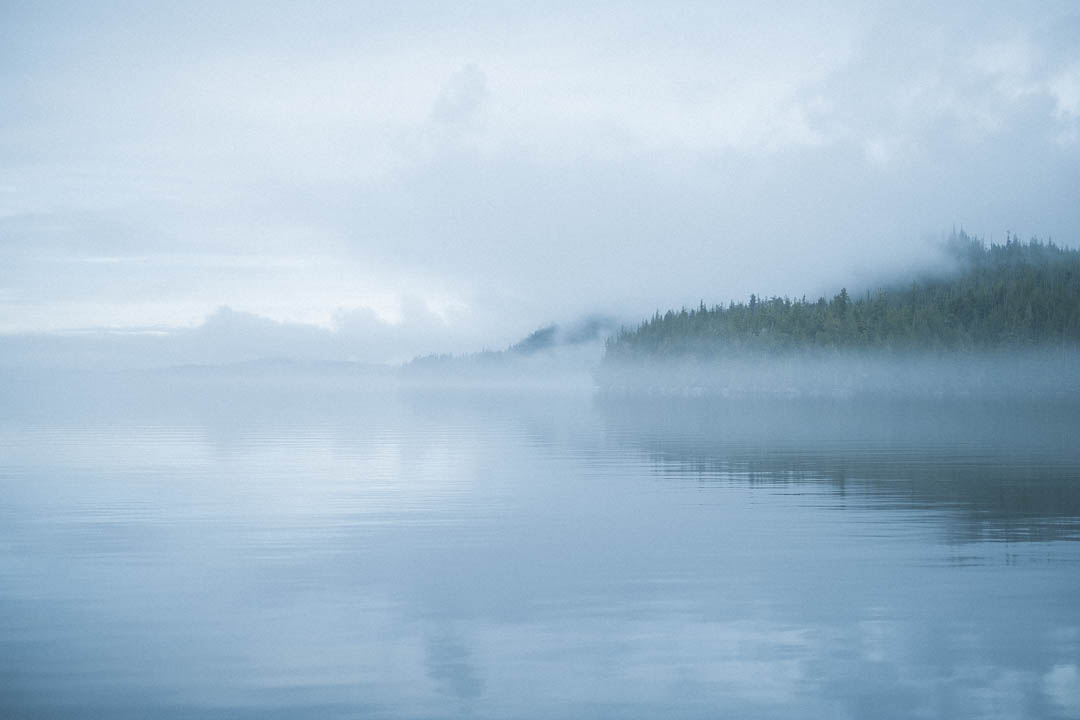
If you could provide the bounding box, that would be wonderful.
[399,315,617,389]
[597,232,1080,397]
[0,313,619,415]
[3,230,1079,399]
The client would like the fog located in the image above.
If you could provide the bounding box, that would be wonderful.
[2,2,1080,362]
[595,348,1080,398]
[5,8,1080,717]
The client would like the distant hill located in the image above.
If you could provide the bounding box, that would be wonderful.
[400,315,618,388]
[604,232,1080,362]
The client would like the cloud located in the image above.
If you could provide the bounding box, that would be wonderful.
[0,304,465,369]
[0,2,1079,348]
[431,64,487,126]
[1044,664,1080,717]
[1049,66,1080,120]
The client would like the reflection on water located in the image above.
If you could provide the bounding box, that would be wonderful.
[600,396,1080,545]
[1,380,1079,719]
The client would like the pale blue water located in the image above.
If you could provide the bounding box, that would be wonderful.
[1,380,1079,718]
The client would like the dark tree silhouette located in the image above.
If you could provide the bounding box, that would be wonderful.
[604,232,1080,362]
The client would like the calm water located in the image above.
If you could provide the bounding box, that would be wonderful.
[2,378,1079,718]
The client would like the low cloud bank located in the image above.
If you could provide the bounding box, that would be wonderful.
[596,348,1080,399]
[0,307,618,373]
[398,316,618,390]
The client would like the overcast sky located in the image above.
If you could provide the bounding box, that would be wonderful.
[2,1,1079,363]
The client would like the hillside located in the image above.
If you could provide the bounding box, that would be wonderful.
[399,316,617,389]
[604,233,1080,362]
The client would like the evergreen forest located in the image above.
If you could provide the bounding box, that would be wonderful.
[604,232,1080,362]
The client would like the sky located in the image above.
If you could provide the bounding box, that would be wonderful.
[2,1,1079,365]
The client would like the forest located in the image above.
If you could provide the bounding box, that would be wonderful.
[603,232,1080,362]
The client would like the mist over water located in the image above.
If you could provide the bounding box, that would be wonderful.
[1,377,1079,719]
[596,348,1080,398]
[3,2,1080,717]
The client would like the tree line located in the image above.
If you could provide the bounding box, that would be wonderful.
[604,232,1080,362]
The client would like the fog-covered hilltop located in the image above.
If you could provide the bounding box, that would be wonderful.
[400,316,618,389]
[607,233,1079,358]
[599,233,1080,396]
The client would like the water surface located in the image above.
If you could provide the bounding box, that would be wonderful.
[1,380,1079,718]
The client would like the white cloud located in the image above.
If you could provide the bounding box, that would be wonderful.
[432,64,488,126]
[0,1,1078,352]
[1044,664,1080,717]
[1049,65,1080,119]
